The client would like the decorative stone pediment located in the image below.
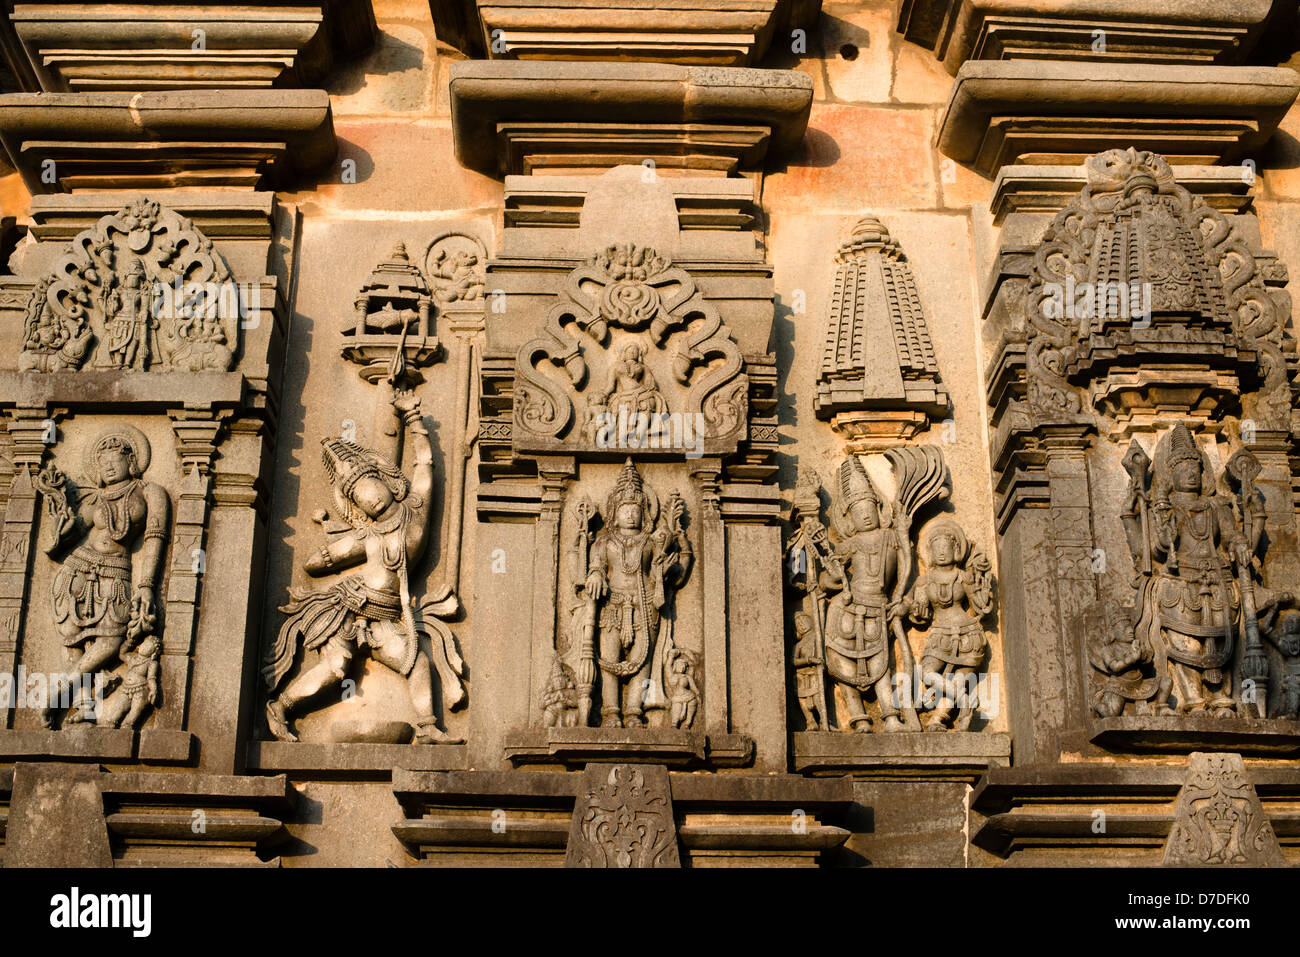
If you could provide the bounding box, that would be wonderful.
[513,243,748,456]
[1024,148,1294,434]
[1163,752,1284,866]
[19,198,242,374]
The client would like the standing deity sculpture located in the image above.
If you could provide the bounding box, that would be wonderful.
[905,519,994,731]
[786,449,954,733]
[1122,424,1265,717]
[262,387,466,743]
[98,259,156,371]
[820,457,909,733]
[566,460,692,728]
[34,425,170,728]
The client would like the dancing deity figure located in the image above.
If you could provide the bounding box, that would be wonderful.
[570,460,691,728]
[35,425,170,727]
[905,519,994,731]
[263,388,464,743]
[821,457,907,732]
[1123,424,1263,716]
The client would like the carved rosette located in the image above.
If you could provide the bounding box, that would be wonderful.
[19,198,242,374]
[513,244,748,455]
[1024,148,1294,432]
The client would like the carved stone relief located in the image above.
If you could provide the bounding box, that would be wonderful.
[20,198,243,374]
[564,762,681,868]
[787,446,996,734]
[1024,148,1295,434]
[424,232,486,305]
[262,389,466,745]
[1162,751,1284,866]
[33,424,170,729]
[545,459,694,729]
[514,244,748,455]
[814,216,949,448]
[1113,424,1273,718]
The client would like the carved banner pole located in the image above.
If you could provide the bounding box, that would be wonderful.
[1226,447,1267,718]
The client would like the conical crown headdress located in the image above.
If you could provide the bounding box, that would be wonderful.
[607,458,648,515]
[1166,422,1200,470]
[838,455,879,509]
[321,437,409,527]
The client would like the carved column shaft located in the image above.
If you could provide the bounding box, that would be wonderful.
[161,410,227,733]
[0,407,55,729]
[528,457,574,726]
[692,460,727,735]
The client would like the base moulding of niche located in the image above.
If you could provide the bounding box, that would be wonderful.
[246,740,469,776]
[1086,716,1300,755]
[792,731,1012,781]
[502,727,755,768]
[0,727,194,763]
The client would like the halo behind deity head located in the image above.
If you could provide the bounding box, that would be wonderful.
[85,424,151,485]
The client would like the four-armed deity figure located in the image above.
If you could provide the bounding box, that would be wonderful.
[262,387,464,744]
[1123,424,1264,717]
[35,425,170,727]
[570,460,692,728]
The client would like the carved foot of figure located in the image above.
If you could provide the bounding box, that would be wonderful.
[880,715,906,733]
[37,707,54,730]
[924,713,949,732]
[850,717,872,734]
[623,712,645,729]
[265,698,298,742]
[601,710,622,728]
[413,718,463,745]
[1210,699,1236,720]
[64,706,94,726]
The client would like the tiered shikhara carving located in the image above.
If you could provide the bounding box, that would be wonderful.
[815,216,948,448]
[1024,148,1294,433]
[787,448,996,733]
[20,198,242,374]
[514,244,748,455]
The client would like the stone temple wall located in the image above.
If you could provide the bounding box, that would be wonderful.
[1,0,1300,868]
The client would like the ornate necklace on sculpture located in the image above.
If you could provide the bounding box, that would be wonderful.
[611,530,645,575]
[93,479,141,542]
